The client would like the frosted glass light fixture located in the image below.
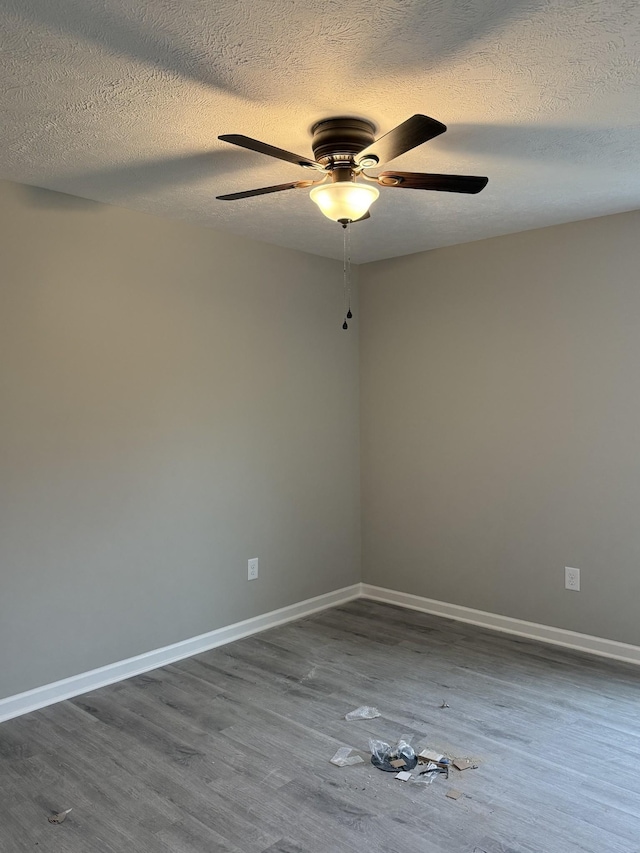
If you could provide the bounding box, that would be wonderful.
[309,181,379,223]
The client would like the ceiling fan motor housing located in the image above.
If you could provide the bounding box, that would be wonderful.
[310,117,376,166]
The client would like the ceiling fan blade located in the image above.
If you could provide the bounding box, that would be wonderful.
[351,211,371,222]
[218,134,324,170]
[356,115,447,167]
[378,171,488,193]
[216,180,316,201]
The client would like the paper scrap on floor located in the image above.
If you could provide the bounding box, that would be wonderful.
[395,770,413,781]
[330,747,364,767]
[48,809,72,824]
[344,706,381,721]
[418,749,445,764]
[453,758,478,771]
[446,789,463,800]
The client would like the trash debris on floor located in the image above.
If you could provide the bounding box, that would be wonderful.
[369,739,418,773]
[417,749,449,765]
[417,763,441,784]
[48,809,72,824]
[453,757,479,771]
[440,700,450,708]
[394,770,413,781]
[332,728,479,795]
[419,761,449,781]
[330,746,364,767]
[344,705,381,721]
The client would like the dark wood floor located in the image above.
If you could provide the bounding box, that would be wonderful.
[2,599,640,852]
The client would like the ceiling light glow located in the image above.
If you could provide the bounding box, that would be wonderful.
[309,182,379,223]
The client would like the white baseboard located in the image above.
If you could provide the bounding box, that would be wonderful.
[4,580,639,724]
[361,583,640,666]
[0,584,361,724]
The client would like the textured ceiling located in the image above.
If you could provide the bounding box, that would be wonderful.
[1,0,640,262]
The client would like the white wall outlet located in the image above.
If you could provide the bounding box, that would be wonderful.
[565,566,580,591]
[248,557,259,581]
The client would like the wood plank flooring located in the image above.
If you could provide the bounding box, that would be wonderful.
[2,599,640,852]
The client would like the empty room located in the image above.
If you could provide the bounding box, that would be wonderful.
[1,2,640,851]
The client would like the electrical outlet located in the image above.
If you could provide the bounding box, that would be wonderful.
[248,557,259,581]
[565,566,580,591]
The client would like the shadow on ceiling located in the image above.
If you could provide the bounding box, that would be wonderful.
[12,0,254,99]
[429,123,640,165]
[50,150,252,202]
[356,0,547,73]
[13,0,549,102]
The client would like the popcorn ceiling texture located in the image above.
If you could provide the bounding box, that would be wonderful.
[1,0,639,262]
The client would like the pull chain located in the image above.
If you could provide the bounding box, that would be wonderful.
[342,224,348,329]
[342,222,353,329]
[346,222,353,320]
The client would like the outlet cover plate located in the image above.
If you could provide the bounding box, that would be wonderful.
[565,566,580,591]
[248,558,259,581]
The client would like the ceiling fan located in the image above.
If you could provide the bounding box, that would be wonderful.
[217,114,488,226]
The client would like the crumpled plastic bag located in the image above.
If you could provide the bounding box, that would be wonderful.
[369,738,417,772]
[345,705,381,721]
[418,762,441,784]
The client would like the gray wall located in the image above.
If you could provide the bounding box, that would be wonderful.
[0,181,360,699]
[360,210,640,646]
[5,176,640,702]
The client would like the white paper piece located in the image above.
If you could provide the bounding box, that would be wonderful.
[395,770,413,781]
[344,706,381,721]
[418,749,445,763]
[330,747,364,767]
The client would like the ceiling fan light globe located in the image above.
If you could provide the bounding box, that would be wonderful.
[309,182,379,223]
